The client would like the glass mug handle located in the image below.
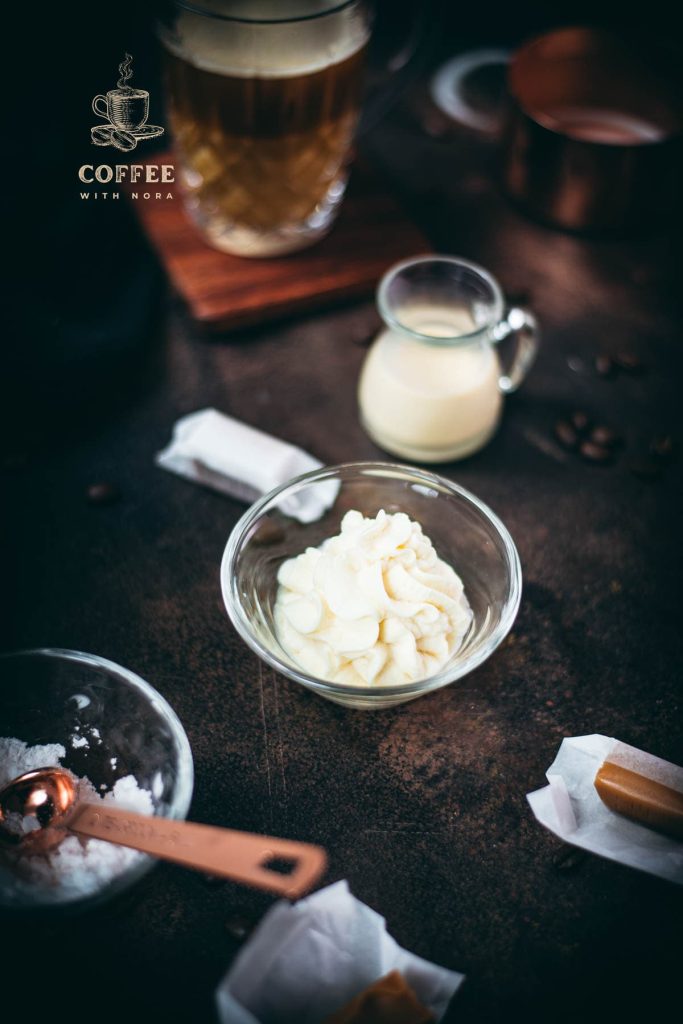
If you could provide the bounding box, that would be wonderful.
[493,307,539,394]
[92,95,109,119]
[357,3,427,135]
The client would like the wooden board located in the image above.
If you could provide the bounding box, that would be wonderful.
[124,153,430,332]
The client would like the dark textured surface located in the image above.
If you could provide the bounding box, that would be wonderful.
[3,84,683,1024]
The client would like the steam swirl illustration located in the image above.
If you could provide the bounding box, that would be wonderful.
[117,53,134,91]
[90,54,163,152]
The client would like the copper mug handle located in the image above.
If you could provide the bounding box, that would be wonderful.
[431,49,511,134]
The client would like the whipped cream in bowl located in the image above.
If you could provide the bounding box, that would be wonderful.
[275,510,473,686]
[221,463,521,709]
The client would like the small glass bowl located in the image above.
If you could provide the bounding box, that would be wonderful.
[0,649,194,911]
[221,462,521,709]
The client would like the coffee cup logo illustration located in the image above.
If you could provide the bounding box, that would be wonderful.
[91,54,164,152]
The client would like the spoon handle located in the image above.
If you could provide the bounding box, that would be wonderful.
[68,803,327,898]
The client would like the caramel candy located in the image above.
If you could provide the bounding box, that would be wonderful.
[323,971,435,1024]
[594,761,683,839]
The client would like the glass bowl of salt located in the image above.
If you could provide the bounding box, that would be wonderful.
[0,648,194,911]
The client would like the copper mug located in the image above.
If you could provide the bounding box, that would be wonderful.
[502,27,683,232]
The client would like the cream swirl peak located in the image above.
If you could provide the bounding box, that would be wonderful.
[274,510,472,686]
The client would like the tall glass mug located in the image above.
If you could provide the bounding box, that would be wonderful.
[159,1,371,256]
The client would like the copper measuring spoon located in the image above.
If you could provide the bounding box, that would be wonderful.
[0,767,327,899]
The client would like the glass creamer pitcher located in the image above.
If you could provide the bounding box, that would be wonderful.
[358,255,539,462]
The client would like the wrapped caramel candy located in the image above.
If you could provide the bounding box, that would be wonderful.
[594,761,683,839]
[323,971,435,1024]
[527,735,683,885]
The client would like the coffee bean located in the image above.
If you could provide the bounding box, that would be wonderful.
[224,914,255,941]
[111,129,137,152]
[86,482,120,505]
[579,440,613,464]
[595,354,616,378]
[629,458,662,481]
[570,411,591,434]
[554,420,579,450]
[91,125,113,146]
[614,352,646,374]
[589,425,622,449]
[650,434,676,462]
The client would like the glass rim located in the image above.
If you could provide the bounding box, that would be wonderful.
[170,0,359,25]
[221,461,522,701]
[0,647,195,820]
[376,254,506,347]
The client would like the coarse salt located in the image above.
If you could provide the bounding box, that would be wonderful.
[0,737,155,905]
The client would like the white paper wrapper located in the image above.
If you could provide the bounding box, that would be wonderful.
[156,408,336,523]
[527,734,683,885]
[216,880,464,1024]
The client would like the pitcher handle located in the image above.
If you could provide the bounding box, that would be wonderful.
[493,307,539,394]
